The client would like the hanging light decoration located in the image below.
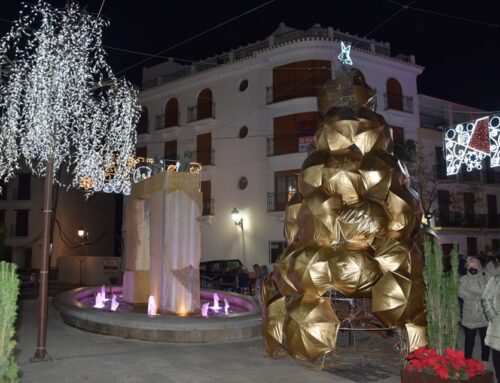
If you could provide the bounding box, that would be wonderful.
[0,1,140,195]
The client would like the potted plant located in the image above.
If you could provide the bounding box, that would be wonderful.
[401,241,493,382]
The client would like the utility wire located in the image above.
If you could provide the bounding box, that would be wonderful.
[365,0,419,37]
[114,0,277,76]
[386,0,500,28]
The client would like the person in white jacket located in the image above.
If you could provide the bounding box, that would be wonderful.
[459,257,491,363]
[482,274,500,383]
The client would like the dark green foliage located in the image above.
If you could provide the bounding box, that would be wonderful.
[0,261,20,382]
[423,240,460,355]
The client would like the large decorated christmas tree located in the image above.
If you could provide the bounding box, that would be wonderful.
[261,54,427,362]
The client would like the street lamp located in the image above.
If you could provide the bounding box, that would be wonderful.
[231,207,243,230]
[76,226,88,286]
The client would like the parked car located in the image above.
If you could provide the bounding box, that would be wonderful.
[17,268,39,298]
[200,259,244,290]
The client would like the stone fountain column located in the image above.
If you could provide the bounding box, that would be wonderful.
[122,171,202,314]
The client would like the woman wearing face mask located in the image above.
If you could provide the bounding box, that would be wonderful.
[459,257,491,363]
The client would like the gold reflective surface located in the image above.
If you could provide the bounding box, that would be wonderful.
[263,66,427,361]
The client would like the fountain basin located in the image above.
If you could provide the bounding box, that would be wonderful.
[53,287,261,342]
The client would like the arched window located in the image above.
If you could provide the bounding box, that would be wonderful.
[164,98,179,128]
[386,78,403,111]
[137,106,148,134]
[197,88,213,120]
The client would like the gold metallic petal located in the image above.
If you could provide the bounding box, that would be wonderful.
[284,294,340,361]
[263,296,287,357]
[284,203,302,244]
[329,247,382,297]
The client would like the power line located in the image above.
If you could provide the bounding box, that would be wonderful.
[114,0,277,76]
[365,0,419,37]
[386,0,500,28]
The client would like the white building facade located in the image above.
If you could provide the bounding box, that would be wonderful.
[136,23,426,269]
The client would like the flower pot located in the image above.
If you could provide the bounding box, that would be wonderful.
[401,370,493,383]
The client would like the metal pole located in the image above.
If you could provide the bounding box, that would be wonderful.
[31,157,54,362]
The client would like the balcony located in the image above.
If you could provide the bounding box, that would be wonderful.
[384,93,414,113]
[155,113,181,130]
[267,191,297,212]
[266,80,327,104]
[203,199,214,216]
[266,136,313,156]
[434,211,500,228]
[190,149,215,166]
[187,103,216,123]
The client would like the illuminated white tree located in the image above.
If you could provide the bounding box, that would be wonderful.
[0,1,140,361]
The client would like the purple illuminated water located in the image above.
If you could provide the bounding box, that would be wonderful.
[76,287,253,317]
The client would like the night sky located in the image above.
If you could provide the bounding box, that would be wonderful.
[1,0,499,110]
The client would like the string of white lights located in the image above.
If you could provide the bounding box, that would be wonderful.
[0,1,140,195]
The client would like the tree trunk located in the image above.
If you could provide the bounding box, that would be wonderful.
[31,157,54,362]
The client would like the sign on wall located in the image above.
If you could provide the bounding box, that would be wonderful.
[444,115,500,175]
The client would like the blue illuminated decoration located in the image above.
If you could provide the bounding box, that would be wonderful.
[338,41,353,66]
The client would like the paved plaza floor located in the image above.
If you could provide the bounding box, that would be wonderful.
[16,299,402,383]
[15,298,498,383]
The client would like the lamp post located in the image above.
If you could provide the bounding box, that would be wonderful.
[231,207,243,230]
[77,227,88,286]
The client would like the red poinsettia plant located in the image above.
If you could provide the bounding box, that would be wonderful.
[406,346,485,380]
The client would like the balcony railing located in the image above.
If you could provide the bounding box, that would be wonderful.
[434,212,500,228]
[384,93,414,113]
[266,136,313,156]
[187,103,216,123]
[267,191,298,212]
[190,149,215,166]
[203,199,214,216]
[266,80,328,104]
[142,26,404,90]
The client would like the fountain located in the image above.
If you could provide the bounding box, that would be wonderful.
[147,295,157,316]
[201,302,209,317]
[94,292,105,309]
[54,171,260,342]
[211,293,221,311]
[100,285,109,302]
[111,294,119,312]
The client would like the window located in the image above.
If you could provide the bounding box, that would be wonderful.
[197,88,213,120]
[487,195,498,227]
[437,189,450,225]
[196,133,212,166]
[239,126,248,139]
[164,140,177,161]
[463,192,475,226]
[201,181,213,216]
[135,146,147,158]
[239,79,248,92]
[17,173,31,200]
[391,126,405,146]
[272,112,320,155]
[272,60,331,103]
[386,78,403,111]
[467,237,478,256]
[269,241,287,263]
[435,147,447,179]
[164,98,179,128]
[15,209,29,237]
[273,170,299,211]
[137,106,148,134]
[492,239,500,251]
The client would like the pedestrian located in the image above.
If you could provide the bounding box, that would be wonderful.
[486,251,500,276]
[482,274,500,382]
[459,257,490,363]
